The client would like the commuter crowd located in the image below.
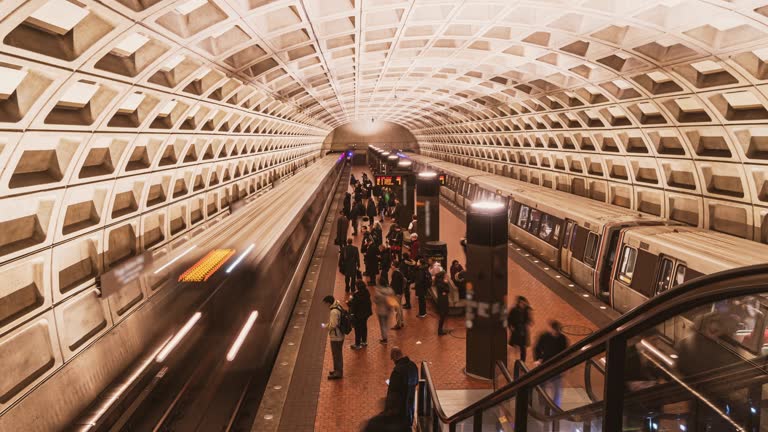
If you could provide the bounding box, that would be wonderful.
[323,169,570,431]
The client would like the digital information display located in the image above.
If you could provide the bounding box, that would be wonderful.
[439,174,446,185]
[375,175,402,186]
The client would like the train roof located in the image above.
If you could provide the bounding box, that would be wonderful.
[623,225,768,272]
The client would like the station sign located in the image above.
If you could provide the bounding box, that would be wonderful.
[375,175,402,186]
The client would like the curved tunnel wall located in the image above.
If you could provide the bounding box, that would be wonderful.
[0,0,328,417]
[414,87,768,244]
[322,120,418,153]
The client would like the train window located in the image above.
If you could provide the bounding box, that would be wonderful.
[583,232,600,267]
[539,214,554,240]
[655,257,675,295]
[672,264,687,288]
[528,209,542,235]
[617,246,638,284]
[571,226,589,261]
[517,205,530,228]
[552,223,562,244]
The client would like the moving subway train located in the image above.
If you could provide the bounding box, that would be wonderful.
[408,154,768,314]
[0,154,343,432]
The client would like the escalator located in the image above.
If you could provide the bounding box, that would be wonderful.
[419,264,768,432]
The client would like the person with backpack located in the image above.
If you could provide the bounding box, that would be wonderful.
[348,280,372,349]
[323,295,352,380]
[385,347,419,427]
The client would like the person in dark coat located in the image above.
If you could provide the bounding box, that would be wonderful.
[508,296,533,362]
[533,320,568,405]
[348,279,372,349]
[414,258,430,318]
[387,224,404,261]
[371,222,383,247]
[450,260,466,299]
[341,239,360,293]
[408,233,420,260]
[385,347,419,427]
[364,241,380,285]
[435,271,450,335]
[377,196,388,223]
[366,198,378,226]
[350,174,357,187]
[343,192,351,218]
[354,184,364,203]
[379,244,392,287]
[400,254,416,309]
[350,200,365,235]
[335,211,348,250]
[390,198,403,223]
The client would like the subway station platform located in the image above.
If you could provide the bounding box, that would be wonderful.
[259,166,618,432]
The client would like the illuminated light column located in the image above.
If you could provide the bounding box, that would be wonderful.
[416,172,440,242]
[465,201,508,380]
[393,160,415,228]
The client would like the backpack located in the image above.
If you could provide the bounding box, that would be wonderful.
[333,306,353,335]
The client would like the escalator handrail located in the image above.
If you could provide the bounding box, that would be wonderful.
[421,263,768,426]
[584,357,605,403]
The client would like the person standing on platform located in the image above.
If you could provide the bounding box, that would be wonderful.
[343,192,351,218]
[334,210,348,250]
[390,262,405,329]
[348,280,372,349]
[366,198,378,228]
[390,198,403,223]
[364,237,380,286]
[450,260,466,299]
[322,295,346,380]
[387,224,403,262]
[428,257,443,278]
[408,214,417,233]
[435,271,450,336]
[534,320,569,405]
[400,253,416,309]
[377,195,388,223]
[374,285,394,344]
[508,296,534,363]
[341,239,359,293]
[350,174,357,188]
[385,347,419,427]
[409,233,420,260]
[379,244,392,287]
[371,222,383,247]
[415,258,430,318]
[350,199,364,236]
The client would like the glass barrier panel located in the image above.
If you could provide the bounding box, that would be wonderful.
[622,293,768,432]
[483,396,516,432]
[526,352,606,432]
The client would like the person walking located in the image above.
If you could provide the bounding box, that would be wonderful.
[435,271,450,336]
[377,195,388,223]
[379,244,392,287]
[534,320,569,405]
[374,285,395,344]
[385,347,419,427]
[415,258,430,318]
[341,239,359,293]
[390,262,405,329]
[508,296,534,363]
[334,210,348,249]
[348,280,373,349]
[322,295,346,379]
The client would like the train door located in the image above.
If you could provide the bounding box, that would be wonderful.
[595,226,623,302]
[560,219,576,276]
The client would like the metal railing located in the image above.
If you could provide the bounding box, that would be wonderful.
[417,264,768,432]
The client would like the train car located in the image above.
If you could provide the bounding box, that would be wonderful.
[470,174,668,300]
[612,225,768,314]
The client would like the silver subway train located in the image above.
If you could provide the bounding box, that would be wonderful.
[409,154,768,314]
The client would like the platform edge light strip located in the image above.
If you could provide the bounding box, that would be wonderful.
[153,245,197,274]
[156,312,202,362]
[226,244,255,273]
[226,311,259,362]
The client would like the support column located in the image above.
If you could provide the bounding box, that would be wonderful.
[393,160,415,228]
[465,201,508,380]
[416,172,440,242]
